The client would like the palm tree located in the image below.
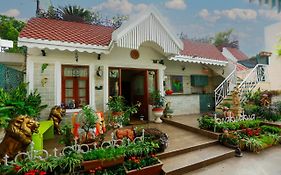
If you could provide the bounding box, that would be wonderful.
[58,5,92,23]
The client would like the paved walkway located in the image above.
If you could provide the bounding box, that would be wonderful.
[186,145,281,175]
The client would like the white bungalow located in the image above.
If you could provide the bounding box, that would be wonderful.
[19,9,263,120]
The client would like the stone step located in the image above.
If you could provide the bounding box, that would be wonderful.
[161,144,235,175]
[158,140,218,159]
[162,118,219,140]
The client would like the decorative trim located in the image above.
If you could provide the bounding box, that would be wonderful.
[112,7,183,54]
[18,37,112,54]
[170,55,228,66]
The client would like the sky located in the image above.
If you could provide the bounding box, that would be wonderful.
[1,0,281,57]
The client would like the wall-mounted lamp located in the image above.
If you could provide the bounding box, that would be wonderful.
[153,60,158,64]
[159,60,164,65]
[182,66,186,71]
[75,50,79,62]
[97,54,101,60]
[41,50,46,56]
[96,66,103,77]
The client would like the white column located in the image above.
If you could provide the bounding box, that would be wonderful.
[103,66,109,112]
[89,64,96,109]
[158,68,165,96]
[26,58,34,93]
[55,61,61,105]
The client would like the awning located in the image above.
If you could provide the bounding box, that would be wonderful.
[170,55,228,66]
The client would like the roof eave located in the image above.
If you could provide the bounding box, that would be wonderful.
[170,55,228,66]
[18,37,111,54]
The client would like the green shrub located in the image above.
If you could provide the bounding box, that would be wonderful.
[243,104,260,115]
[198,116,215,130]
[83,146,125,161]
[261,125,281,135]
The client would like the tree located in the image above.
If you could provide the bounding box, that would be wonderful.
[58,5,93,23]
[0,15,26,53]
[38,5,128,28]
[212,29,239,49]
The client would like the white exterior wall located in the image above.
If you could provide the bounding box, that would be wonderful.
[265,22,281,90]
[164,59,220,94]
[164,59,223,115]
[26,44,165,118]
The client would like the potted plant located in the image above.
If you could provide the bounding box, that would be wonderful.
[0,83,47,160]
[150,90,165,123]
[82,146,125,171]
[77,105,99,143]
[107,96,125,117]
[124,154,163,175]
[165,89,173,95]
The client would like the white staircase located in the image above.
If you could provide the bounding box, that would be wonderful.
[214,64,268,110]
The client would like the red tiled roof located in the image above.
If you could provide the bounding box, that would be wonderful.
[19,18,115,46]
[180,40,227,62]
[236,63,248,71]
[226,47,248,61]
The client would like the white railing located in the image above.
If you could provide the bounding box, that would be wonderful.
[215,66,237,107]
[238,64,267,103]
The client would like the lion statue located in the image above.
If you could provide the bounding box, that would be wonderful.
[0,115,39,160]
[48,105,66,135]
[116,128,135,141]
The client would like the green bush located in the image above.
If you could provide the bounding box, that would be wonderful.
[261,125,281,135]
[83,146,125,161]
[198,116,215,130]
[243,104,260,115]
[198,116,262,132]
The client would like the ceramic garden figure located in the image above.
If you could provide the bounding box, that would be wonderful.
[0,115,40,160]
[48,105,66,135]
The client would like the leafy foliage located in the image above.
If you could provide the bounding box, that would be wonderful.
[198,115,262,132]
[212,29,239,48]
[78,105,99,137]
[0,15,26,53]
[150,90,166,108]
[124,155,159,171]
[261,125,281,135]
[59,123,74,146]
[83,146,125,161]
[38,5,128,28]
[0,83,47,128]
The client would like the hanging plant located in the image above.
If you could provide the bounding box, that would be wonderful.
[41,63,49,73]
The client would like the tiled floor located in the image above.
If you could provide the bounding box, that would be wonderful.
[44,121,214,154]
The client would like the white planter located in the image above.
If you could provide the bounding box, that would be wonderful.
[152,109,163,123]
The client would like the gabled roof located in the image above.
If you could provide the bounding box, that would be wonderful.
[170,40,228,66]
[225,47,248,61]
[112,7,183,54]
[19,18,115,53]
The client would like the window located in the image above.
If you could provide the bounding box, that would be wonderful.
[62,65,89,109]
[170,76,183,93]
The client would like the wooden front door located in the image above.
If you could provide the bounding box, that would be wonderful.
[109,68,157,120]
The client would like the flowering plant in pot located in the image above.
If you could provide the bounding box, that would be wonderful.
[107,96,125,117]
[150,90,165,123]
[165,89,173,95]
[124,154,163,175]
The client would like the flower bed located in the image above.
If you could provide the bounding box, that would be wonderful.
[198,116,262,132]
[124,155,163,175]
[219,125,281,153]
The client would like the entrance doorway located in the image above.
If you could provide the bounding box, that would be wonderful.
[108,68,157,120]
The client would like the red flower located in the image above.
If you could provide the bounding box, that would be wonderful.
[39,171,47,175]
[14,165,21,172]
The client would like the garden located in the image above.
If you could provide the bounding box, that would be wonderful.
[0,83,168,175]
[198,89,281,153]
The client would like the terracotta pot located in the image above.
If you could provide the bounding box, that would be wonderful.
[82,156,124,171]
[124,160,163,175]
[165,90,173,95]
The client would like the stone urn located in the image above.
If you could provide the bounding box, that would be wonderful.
[152,108,164,123]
